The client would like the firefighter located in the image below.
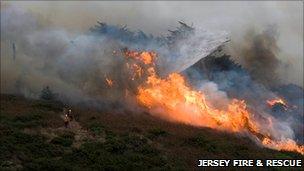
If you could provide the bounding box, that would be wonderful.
[63,107,71,128]
[64,114,69,128]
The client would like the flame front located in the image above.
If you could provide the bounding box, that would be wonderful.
[267,98,287,107]
[262,138,304,155]
[137,72,258,133]
[124,49,304,155]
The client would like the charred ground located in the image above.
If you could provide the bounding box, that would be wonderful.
[1,94,303,170]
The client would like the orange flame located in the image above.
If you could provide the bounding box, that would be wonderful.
[105,77,114,87]
[137,71,259,133]
[124,50,155,65]
[262,138,304,155]
[130,63,144,80]
[123,49,304,155]
[267,98,287,107]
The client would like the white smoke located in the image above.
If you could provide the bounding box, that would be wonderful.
[159,29,229,74]
[1,5,227,105]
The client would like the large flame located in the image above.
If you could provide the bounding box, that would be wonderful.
[137,72,259,132]
[124,49,304,155]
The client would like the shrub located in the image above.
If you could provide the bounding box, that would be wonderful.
[50,132,75,147]
[23,158,74,170]
[104,137,127,154]
[147,128,168,139]
[32,101,63,112]
[12,113,44,128]
[184,134,209,147]
[0,130,64,163]
[88,122,104,135]
[70,135,168,170]
[275,153,291,159]
[40,86,56,101]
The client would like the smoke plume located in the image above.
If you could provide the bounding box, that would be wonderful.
[1,5,228,106]
[226,26,281,87]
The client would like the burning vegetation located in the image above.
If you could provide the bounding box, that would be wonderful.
[121,49,304,155]
[267,98,288,108]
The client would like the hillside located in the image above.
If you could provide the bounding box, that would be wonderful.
[0,94,303,170]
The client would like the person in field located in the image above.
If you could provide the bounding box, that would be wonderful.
[64,114,69,128]
[63,107,72,128]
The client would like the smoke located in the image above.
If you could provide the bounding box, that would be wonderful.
[198,81,230,110]
[1,5,123,107]
[228,26,281,87]
[184,51,303,143]
[0,5,227,106]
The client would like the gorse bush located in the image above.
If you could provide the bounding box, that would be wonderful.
[147,128,168,139]
[1,113,45,129]
[88,121,105,135]
[185,134,210,147]
[50,132,75,147]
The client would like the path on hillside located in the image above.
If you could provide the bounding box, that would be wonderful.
[40,115,105,148]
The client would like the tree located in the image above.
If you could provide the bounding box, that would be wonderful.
[40,86,55,101]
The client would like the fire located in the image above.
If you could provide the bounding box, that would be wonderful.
[105,77,114,87]
[137,72,258,132]
[123,49,304,155]
[262,138,304,155]
[128,63,143,80]
[124,49,156,80]
[124,50,155,65]
[267,98,287,107]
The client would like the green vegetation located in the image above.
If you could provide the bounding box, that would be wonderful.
[87,121,105,135]
[147,127,168,139]
[63,133,171,170]
[0,94,303,170]
[1,112,45,129]
[0,128,65,170]
[50,131,75,147]
[185,134,210,147]
[32,101,63,112]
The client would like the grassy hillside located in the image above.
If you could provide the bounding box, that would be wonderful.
[0,94,303,170]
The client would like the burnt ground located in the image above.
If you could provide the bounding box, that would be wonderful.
[0,94,303,170]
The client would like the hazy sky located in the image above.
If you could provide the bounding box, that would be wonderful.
[3,1,302,34]
[2,1,303,86]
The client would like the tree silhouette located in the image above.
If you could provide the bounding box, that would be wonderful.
[40,86,55,101]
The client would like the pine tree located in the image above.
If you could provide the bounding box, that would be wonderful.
[40,86,55,101]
